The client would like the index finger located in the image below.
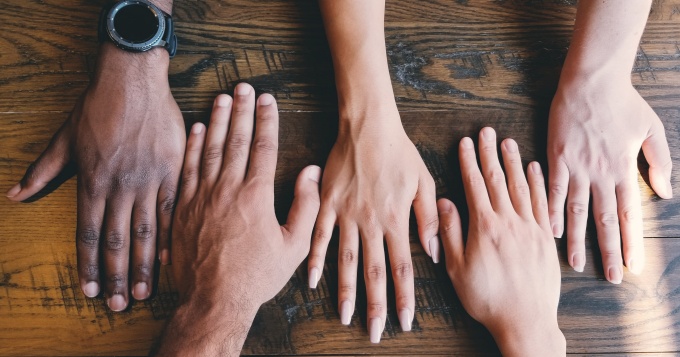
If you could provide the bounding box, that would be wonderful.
[459,137,491,212]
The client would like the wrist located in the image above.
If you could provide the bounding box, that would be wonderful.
[558,58,631,89]
[489,320,566,357]
[97,42,170,76]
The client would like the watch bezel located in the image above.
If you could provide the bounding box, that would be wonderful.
[106,0,166,52]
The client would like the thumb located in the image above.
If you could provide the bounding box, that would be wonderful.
[281,165,322,257]
[642,117,673,199]
[437,198,464,271]
[7,124,71,202]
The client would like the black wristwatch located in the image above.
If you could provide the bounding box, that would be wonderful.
[98,0,177,58]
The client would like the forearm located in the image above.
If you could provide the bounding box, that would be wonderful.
[561,0,651,82]
[319,0,398,127]
[155,298,258,356]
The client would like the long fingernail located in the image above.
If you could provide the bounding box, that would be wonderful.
[309,267,320,289]
[429,236,440,264]
[308,166,321,183]
[160,249,170,265]
[627,259,642,275]
[399,308,412,332]
[107,294,127,312]
[572,253,585,273]
[83,282,99,298]
[551,223,562,238]
[340,300,353,325]
[6,183,21,198]
[369,317,383,343]
[133,282,150,300]
[608,266,623,284]
[664,180,673,199]
[504,139,517,153]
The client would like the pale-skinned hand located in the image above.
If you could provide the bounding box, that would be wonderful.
[547,78,672,282]
[308,107,439,342]
[439,127,565,356]
[6,44,185,311]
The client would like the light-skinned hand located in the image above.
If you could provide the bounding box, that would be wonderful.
[439,127,565,356]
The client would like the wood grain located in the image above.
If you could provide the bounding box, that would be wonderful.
[1,0,679,355]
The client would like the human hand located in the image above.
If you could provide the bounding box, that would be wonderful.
[158,84,321,356]
[547,78,672,281]
[5,44,185,310]
[307,106,439,342]
[439,127,565,356]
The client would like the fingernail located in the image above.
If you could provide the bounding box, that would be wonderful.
[6,183,21,198]
[399,308,412,332]
[107,294,127,312]
[608,266,623,284]
[504,139,517,153]
[259,93,274,106]
[369,317,383,343]
[460,137,473,148]
[309,267,320,289]
[572,253,584,273]
[551,223,562,238]
[627,259,642,275]
[664,180,673,199]
[215,94,231,107]
[308,166,321,183]
[531,162,542,174]
[429,236,440,264]
[133,282,150,300]
[340,300,353,325]
[235,83,251,96]
[160,249,170,265]
[83,282,99,298]
[481,127,495,141]
[191,123,203,134]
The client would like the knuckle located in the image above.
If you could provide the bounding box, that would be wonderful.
[620,207,639,222]
[598,212,619,227]
[228,133,251,150]
[392,262,413,280]
[78,227,100,248]
[339,249,357,265]
[202,145,224,164]
[312,228,331,246]
[134,223,154,242]
[82,176,106,197]
[134,263,153,279]
[253,138,278,154]
[81,264,99,278]
[160,194,177,215]
[568,202,588,216]
[368,302,384,315]
[339,283,354,296]
[421,215,439,234]
[512,182,530,196]
[107,274,127,289]
[22,163,39,187]
[182,168,199,185]
[365,265,385,282]
[550,184,567,197]
[487,168,506,184]
[465,173,484,187]
[105,231,127,252]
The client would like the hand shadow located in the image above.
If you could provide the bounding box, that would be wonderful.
[20,161,77,203]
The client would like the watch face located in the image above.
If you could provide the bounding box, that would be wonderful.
[113,3,159,43]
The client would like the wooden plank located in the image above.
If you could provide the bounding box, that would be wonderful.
[0,1,678,113]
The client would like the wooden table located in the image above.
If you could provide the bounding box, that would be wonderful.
[1,0,679,355]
